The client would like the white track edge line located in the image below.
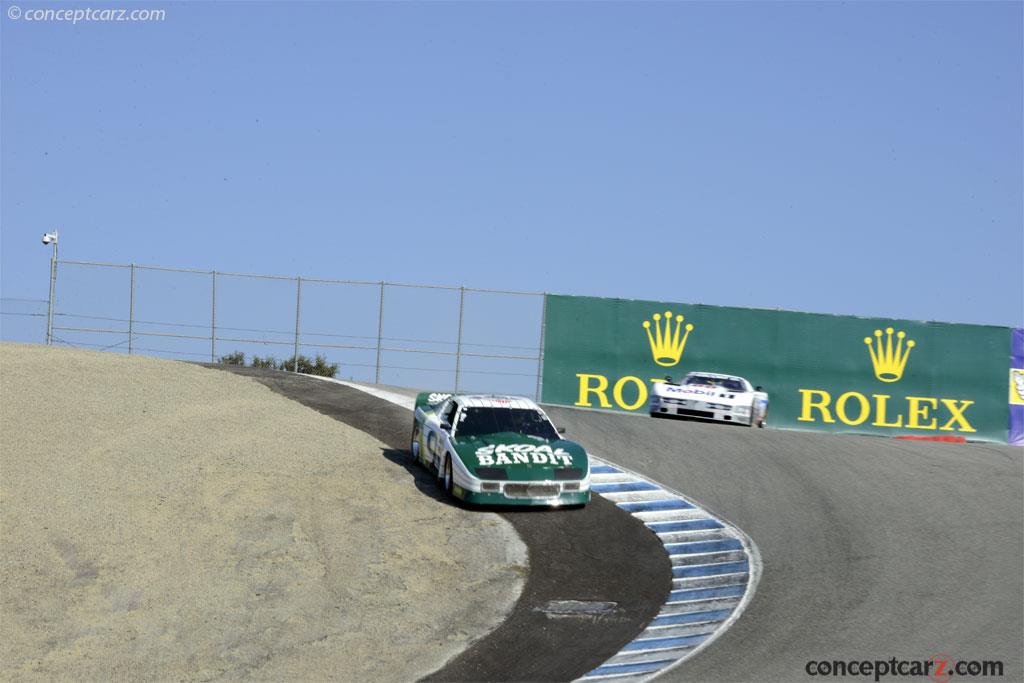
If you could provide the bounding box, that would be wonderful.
[303,375,417,410]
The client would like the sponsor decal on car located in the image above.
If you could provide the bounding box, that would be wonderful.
[476,443,574,467]
[669,387,726,397]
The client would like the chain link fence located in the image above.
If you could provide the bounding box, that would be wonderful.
[1,259,548,399]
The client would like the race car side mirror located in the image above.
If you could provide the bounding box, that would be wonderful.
[440,421,452,432]
[755,386,763,392]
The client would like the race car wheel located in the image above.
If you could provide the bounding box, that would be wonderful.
[410,422,421,463]
[443,455,454,496]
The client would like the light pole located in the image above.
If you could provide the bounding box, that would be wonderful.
[42,231,58,345]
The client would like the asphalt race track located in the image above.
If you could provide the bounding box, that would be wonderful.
[206,364,1023,682]
[208,367,671,682]
[543,406,1024,682]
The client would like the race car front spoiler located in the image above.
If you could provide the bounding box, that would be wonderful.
[650,398,753,425]
[454,484,591,507]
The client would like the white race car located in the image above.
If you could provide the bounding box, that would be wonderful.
[649,372,769,427]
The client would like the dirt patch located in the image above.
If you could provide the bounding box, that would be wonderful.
[0,343,526,681]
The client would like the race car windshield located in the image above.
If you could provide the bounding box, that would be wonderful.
[686,376,745,391]
[455,407,560,441]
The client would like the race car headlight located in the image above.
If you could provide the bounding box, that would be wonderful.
[733,406,751,415]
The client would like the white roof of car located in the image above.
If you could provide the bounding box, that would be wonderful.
[455,394,540,410]
[684,371,747,382]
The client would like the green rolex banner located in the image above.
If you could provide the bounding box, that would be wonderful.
[540,294,1010,443]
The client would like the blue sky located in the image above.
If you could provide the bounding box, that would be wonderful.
[1,1,1021,388]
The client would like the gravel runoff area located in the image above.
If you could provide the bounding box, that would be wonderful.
[0,343,527,681]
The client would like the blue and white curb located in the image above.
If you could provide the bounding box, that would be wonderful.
[577,456,761,682]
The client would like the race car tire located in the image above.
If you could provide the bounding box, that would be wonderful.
[410,421,420,463]
[443,455,454,497]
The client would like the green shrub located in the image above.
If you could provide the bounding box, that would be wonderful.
[250,355,278,369]
[279,355,305,373]
[280,354,339,378]
[218,350,245,366]
[310,354,340,378]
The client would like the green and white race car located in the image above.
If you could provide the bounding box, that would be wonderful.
[410,392,591,507]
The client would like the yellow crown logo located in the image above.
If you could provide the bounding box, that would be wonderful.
[864,327,915,382]
[643,311,694,367]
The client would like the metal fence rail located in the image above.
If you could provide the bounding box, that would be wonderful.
[6,259,547,399]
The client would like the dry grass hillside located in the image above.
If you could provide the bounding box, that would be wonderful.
[0,343,526,681]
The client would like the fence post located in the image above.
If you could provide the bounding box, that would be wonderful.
[535,293,547,401]
[293,276,302,373]
[454,286,465,392]
[375,281,385,384]
[210,270,217,363]
[128,263,136,355]
[45,240,58,345]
